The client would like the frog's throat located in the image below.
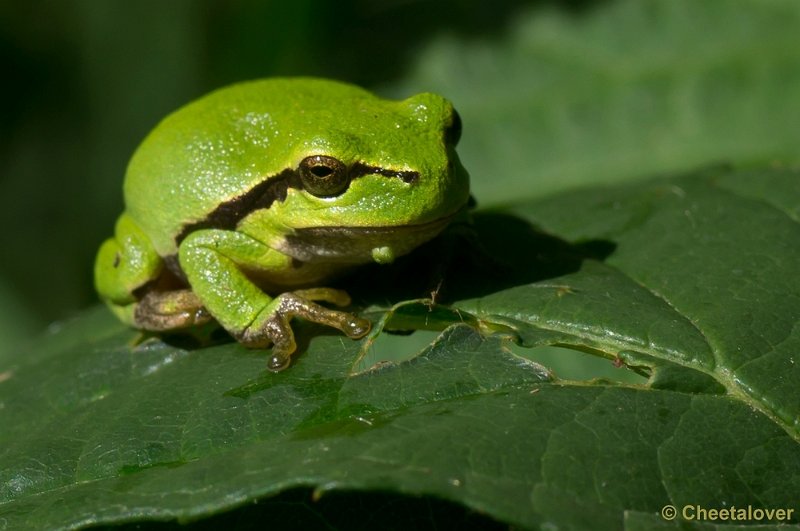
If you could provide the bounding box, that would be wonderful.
[173,164,420,246]
[277,214,455,265]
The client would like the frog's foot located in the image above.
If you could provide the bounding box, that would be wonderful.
[240,288,371,372]
[134,289,213,331]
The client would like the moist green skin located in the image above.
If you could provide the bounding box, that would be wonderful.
[94,77,470,371]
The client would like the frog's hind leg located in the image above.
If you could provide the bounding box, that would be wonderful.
[95,213,212,332]
[134,289,212,331]
[95,214,161,324]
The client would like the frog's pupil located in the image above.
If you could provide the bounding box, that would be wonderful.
[311,165,333,178]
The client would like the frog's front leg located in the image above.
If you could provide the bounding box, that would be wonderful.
[178,229,371,371]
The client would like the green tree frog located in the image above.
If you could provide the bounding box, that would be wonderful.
[95,77,470,371]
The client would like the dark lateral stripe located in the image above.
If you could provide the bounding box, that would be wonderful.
[350,162,419,184]
[174,163,419,245]
[175,168,300,244]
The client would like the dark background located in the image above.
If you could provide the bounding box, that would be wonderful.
[1,0,567,334]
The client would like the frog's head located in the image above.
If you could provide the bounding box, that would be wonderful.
[125,78,470,263]
[264,82,471,264]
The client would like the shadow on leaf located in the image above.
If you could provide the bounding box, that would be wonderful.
[91,487,506,530]
[345,210,616,306]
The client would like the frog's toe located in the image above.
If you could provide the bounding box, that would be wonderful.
[343,316,371,338]
[267,350,292,372]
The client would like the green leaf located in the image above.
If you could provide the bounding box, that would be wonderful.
[5,0,800,528]
[2,166,800,530]
[477,166,800,437]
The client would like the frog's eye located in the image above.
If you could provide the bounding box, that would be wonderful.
[298,155,350,197]
[445,109,462,146]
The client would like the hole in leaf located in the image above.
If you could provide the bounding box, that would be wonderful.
[352,329,442,374]
[512,345,648,384]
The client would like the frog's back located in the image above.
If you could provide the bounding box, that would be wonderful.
[123,78,376,256]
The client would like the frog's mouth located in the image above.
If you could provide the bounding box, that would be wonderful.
[279,211,459,264]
